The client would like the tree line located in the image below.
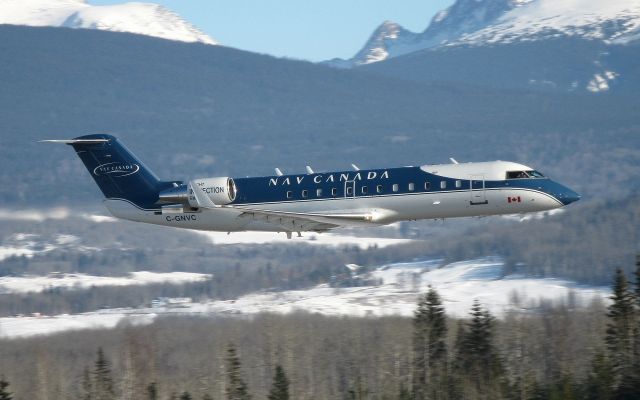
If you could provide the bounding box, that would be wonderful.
[0,258,639,399]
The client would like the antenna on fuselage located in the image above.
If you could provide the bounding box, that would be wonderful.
[351,163,360,171]
[306,166,314,174]
[275,168,284,176]
[449,158,459,164]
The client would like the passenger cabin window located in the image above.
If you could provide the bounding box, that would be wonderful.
[440,181,447,189]
[362,186,368,195]
[331,188,337,196]
[455,180,462,188]
[302,190,308,198]
[424,182,431,191]
[286,191,292,199]
[392,184,399,192]
[377,185,383,194]
[316,188,323,197]
[346,186,353,196]
[408,183,415,191]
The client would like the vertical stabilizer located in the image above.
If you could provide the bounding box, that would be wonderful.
[46,134,173,209]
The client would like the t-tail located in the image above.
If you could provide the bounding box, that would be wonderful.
[42,134,176,209]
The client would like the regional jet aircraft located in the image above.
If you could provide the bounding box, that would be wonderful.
[44,135,580,237]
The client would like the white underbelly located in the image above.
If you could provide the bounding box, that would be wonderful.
[104,187,562,233]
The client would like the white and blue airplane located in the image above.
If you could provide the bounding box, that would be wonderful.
[44,134,580,237]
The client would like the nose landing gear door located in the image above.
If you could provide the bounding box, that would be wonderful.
[470,174,488,205]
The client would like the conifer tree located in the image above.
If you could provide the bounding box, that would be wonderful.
[585,351,613,400]
[633,255,640,398]
[606,268,636,396]
[267,365,290,400]
[93,348,116,400]
[0,377,12,400]
[180,392,192,400]
[412,286,447,400]
[454,300,505,399]
[81,367,93,400]
[225,343,251,400]
[147,382,157,400]
[398,384,411,400]
[635,255,640,307]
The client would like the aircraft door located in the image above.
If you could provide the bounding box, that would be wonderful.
[344,180,356,198]
[470,174,488,205]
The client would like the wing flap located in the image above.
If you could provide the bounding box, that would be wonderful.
[225,206,374,227]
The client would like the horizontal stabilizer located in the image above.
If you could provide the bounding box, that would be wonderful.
[40,139,111,145]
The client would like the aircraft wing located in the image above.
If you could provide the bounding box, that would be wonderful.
[227,206,375,232]
[188,180,376,231]
[230,206,372,224]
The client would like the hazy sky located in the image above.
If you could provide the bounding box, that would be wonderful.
[89,0,454,61]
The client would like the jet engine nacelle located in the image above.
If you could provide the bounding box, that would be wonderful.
[158,177,237,208]
[188,177,237,207]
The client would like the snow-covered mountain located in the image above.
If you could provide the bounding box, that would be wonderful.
[327,0,640,68]
[0,0,217,45]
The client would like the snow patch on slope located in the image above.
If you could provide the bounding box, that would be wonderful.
[327,0,640,67]
[206,258,608,318]
[0,0,217,45]
[587,70,619,92]
[0,258,609,338]
[458,0,640,46]
[0,271,211,294]
[0,233,60,262]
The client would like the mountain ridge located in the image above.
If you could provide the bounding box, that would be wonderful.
[0,0,217,45]
[327,0,640,68]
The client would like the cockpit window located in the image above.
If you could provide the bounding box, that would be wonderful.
[506,170,546,179]
[506,171,529,179]
[527,170,545,178]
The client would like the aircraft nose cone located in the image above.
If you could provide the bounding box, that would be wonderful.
[558,186,581,206]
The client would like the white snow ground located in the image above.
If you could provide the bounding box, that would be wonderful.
[0,233,97,262]
[0,0,217,44]
[0,258,610,339]
[0,271,211,294]
[194,230,412,248]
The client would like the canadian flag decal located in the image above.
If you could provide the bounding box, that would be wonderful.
[508,196,522,203]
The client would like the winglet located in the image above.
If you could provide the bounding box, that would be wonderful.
[306,166,314,174]
[449,158,459,164]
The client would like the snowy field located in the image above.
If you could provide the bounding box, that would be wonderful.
[199,258,609,318]
[0,258,610,339]
[195,230,412,248]
[0,233,98,262]
[0,271,211,294]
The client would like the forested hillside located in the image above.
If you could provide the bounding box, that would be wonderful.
[1,261,638,400]
[0,25,638,206]
[362,38,640,94]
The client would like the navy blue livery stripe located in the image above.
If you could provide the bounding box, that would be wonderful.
[230,167,570,205]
